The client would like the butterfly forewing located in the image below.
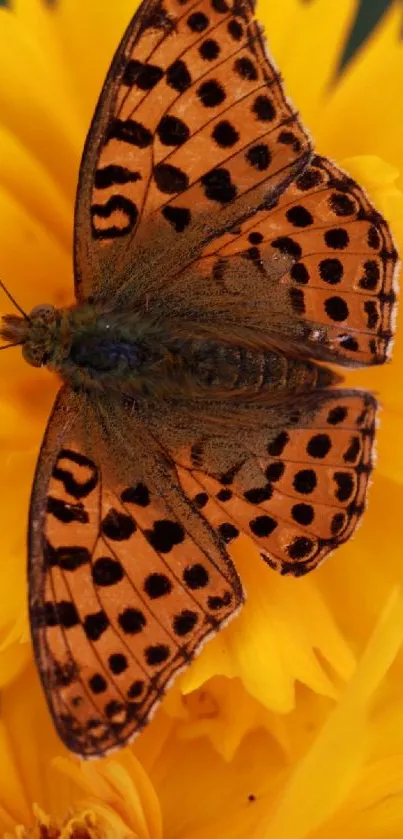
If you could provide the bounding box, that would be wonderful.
[74,0,312,301]
[262,155,398,365]
[173,155,398,366]
[29,388,243,757]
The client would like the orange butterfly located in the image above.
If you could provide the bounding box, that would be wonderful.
[0,0,398,758]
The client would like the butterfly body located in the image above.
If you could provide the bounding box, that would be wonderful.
[0,0,398,757]
[4,301,336,399]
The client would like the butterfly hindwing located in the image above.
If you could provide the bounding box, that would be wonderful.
[29,388,243,757]
[147,389,377,576]
[74,0,312,301]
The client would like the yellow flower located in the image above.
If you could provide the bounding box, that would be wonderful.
[0,0,403,836]
[1,590,403,838]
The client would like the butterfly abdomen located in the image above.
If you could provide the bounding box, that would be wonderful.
[187,342,336,396]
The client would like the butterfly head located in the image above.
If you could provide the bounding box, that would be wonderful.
[0,303,60,367]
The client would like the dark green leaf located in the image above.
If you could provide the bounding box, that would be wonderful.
[300,0,399,78]
[336,0,396,76]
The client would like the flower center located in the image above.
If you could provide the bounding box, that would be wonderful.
[16,808,106,839]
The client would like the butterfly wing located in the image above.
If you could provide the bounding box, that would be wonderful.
[74,0,398,366]
[29,387,242,757]
[74,0,312,301]
[146,388,377,575]
[164,155,398,366]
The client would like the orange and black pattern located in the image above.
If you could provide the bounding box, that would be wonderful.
[24,0,398,758]
[30,392,242,757]
[175,390,377,576]
[74,0,311,299]
[192,155,397,365]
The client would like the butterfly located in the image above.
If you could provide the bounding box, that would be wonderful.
[0,0,398,758]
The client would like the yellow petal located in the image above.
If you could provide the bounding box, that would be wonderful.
[266,588,403,839]
[314,4,403,184]
[182,536,355,715]
[258,0,356,130]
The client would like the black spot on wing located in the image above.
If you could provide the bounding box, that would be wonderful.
[218,522,239,543]
[52,450,98,500]
[144,572,173,599]
[145,520,185,553]
[287,536,315,560]
[244,484,273,504]
[166,59,192,92]
[121,482,150,507]
[324,296,349,322]
[265,462,285,482]
[92,557,124,586]
[94,166,142,189]
[45,543,91,571]
[252,94,276,121]
[91,195,138,240]
[286,205,313,227]
[249,515,277,537]
[157,115,190,146]
[101,508,136,541]
[324,228,349,249]
[228,18,243,39]
[183,563,209,589]
[197,79,226,107]
[267,431,289,457]
[344,436,361,463]
[245,143,271,171]
[187,10,209,31]
[200,38,220,60]
[145,644,170,665]
[319,258,344,285]
[49,660,78,688]
[47,496,89,524]
[327,405,348,425]
[201,168,237,203]
[89,673,108,694]
[107,118,153,148]
[172,609,198,636]
[83,610,109,641]
[293,469,317,494]
[33,600,80,629]
[234,56,258,80]
[296,167,324,190]
[154,163,189,194]
[207,591,232,611]
[292,503,314,526]
[162,205,191,232]
[109,653,128,675]
[122,59,164,90]
[118,607,146,634]
[333,471,355,501]
[307,434,332,459]
[127,679,145,698]
[212,120,239,147]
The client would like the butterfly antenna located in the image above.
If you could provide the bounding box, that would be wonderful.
[0,279,30,320]
[0,341,23,350]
